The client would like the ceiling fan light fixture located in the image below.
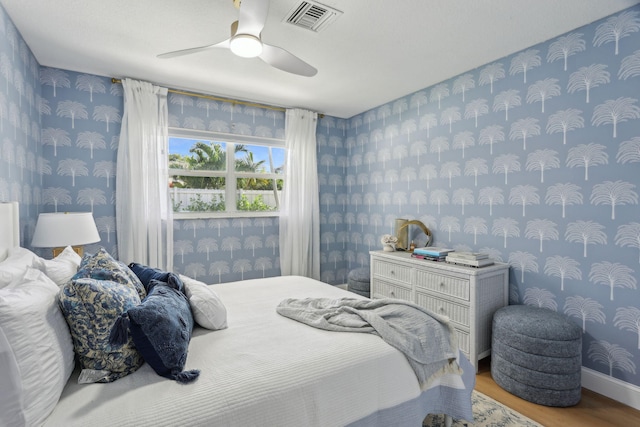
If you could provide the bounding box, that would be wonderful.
[229,34,263,58]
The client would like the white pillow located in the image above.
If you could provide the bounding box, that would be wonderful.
[44,246,81,286]
[180,274,228,330]
[0,247,46,289]
[0,268,75,426]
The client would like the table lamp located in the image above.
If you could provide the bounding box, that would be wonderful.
[31,212,100,257]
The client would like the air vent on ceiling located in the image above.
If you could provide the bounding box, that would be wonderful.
[284,1,342,32]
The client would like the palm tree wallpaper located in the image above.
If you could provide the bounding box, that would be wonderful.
[1,3,640,394]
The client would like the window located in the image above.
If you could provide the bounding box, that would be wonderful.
[168,129,285,218]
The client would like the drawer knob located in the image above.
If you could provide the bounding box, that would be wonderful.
[390,291,395,297]
[439,306,445,312]
[390,270,395,275]
[440,282,445,287]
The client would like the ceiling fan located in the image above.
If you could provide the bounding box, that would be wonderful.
[157,0,317,77]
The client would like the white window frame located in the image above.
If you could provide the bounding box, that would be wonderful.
[168,127,285,219]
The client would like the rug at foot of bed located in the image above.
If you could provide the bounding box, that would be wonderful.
[423,390,543,427]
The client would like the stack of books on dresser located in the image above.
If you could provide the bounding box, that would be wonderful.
[445,251,494,267]
[411,247,455,262]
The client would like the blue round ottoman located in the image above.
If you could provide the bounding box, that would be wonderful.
[347,268,370,298]
[491,305,582,407]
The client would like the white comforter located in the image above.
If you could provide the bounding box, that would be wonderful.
[45,276,466,427]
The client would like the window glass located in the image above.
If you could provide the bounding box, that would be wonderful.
[170,179,226,213]
[170,138,226,172]
[235,144,285,174]
[169,135,284,216]
[236,178,281,211]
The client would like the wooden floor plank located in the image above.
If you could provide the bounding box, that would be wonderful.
[475,358,640,426]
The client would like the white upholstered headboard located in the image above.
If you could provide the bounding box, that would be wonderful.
[0,202,20,260]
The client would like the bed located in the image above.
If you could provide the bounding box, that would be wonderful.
[0,202,474,427]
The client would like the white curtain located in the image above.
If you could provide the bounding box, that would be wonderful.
[279,108,320,279]
[116,78,172,270]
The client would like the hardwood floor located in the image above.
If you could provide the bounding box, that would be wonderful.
[474,357,640,426]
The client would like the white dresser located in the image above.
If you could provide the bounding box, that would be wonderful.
[369,250,509,371]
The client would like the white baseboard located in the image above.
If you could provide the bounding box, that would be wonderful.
[582,367,640,411]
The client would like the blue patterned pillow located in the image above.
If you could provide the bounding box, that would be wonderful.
[110,279,199,383]
[59,277,144,382]
[76,248,146,300]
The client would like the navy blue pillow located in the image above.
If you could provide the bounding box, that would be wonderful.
[129,263,184,293]
[110,279,199,383]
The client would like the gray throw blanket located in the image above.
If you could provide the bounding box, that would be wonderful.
[276,297,461,390]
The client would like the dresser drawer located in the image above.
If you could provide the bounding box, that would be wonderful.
[371,279,413,301]
[416,292,470,327]
[372,260,412,288]
[370,251,509,371]
[455,328,470,356]
[415,269,470,301]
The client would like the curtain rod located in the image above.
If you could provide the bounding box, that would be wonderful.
[111,78,321,116]
[111,78,284,112]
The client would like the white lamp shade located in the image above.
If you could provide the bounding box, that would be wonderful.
[31,212,100,248]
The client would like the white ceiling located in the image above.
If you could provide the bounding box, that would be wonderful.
[2,0,639,118]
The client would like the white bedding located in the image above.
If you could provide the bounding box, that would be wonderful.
[44,276,472,426]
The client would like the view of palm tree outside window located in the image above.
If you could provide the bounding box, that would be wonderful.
[169,136,285,215]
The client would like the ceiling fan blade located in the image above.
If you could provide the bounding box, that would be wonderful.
[259,43,317,77]
[157,39,229,59]
[236,0,270,36]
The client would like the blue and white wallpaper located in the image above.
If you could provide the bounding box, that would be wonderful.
[0,9,41,239]
[0,3,639,388]
[342,9,640,385]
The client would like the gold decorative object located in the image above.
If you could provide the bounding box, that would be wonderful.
[397,220,432,249]
[394,218,409,250]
